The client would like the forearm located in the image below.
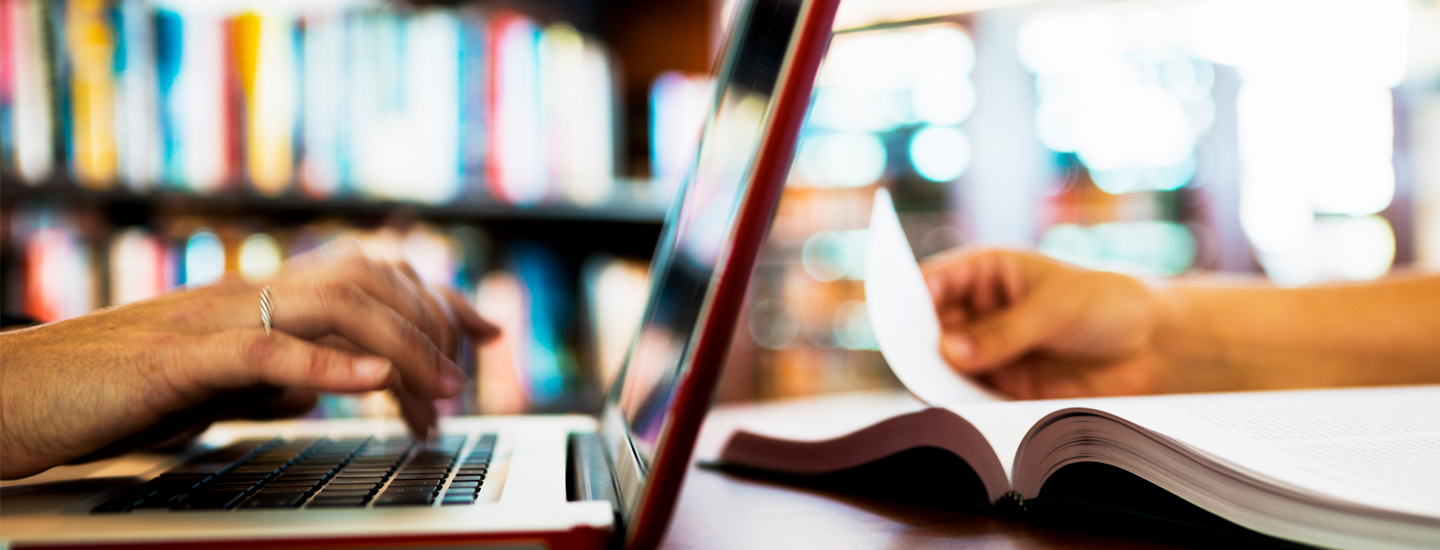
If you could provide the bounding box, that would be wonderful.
[1152,274,1440,392]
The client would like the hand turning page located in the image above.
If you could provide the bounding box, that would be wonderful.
[864,188,1002,407]
[724,188,1440,550]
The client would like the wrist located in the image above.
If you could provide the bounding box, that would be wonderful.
[1145,282,1231,393]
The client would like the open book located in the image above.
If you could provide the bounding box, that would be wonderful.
[714,190,1440,550]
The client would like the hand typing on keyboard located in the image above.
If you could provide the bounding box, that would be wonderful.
[0,240,500,480]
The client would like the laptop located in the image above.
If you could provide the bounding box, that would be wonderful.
[0,0,839,547]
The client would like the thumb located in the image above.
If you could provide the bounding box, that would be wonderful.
[940,300,1049,374]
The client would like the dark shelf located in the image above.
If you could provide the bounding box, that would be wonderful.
[0,178,669,225]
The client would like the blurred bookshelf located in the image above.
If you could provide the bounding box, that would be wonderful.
[0,0,709,418]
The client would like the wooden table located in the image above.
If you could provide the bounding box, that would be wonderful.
[660,392,1181,550]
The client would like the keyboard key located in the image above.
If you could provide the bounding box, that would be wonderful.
[314,489,373,498]
[172,491,246,510]
[122,476,209,505]
[397,467,450,474]
[373,493,432,506]
[392,474,446,481]
[158,472,213,482]
[240,492,308,509]
[387,479,441,487]
[332,469,388,478]
[274,472,329,481]
[347,461,398,469]
[331,478,385,487]
[441,495,474,506]
[163,463,234,476]
[210,476,267,486]
[202,483,258,493]
[230,466,282,476]
[324,479,378,486]
[335,469,389,477]
[447,481,480,489]
[266,480,322,490]
[286,466,337,475]
[307,497,368,508]
[133,496,184,509]
[381,485,439,494]
[452,475,484,482]
[333,471,386,478]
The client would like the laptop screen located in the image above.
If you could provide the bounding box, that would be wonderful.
[605,0,803,472]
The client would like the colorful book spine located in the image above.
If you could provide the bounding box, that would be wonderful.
[23,225,96,322]
[154,7,180,188]
[166,4,229,193]
[1,0,57,182]
[458,9,489,200]
[488,12,544,206]
[541,23,617,207]
[233,9,298,196]
[298,11,345,198]
[510,242,574,405]
[114,0,160,191]
[63,0,119,188]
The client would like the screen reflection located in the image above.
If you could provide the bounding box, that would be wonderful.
[608,0,801,467]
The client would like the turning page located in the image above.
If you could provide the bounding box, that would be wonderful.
[864,188,1001,408]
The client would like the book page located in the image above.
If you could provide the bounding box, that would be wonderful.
[709,392,1015,502]
[865,189,1003,408]
[947,399,1081,480]
[1085,386,1440,519]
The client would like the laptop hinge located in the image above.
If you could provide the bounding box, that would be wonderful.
[568,432,624,540]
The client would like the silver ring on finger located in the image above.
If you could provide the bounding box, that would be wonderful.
[260,285,276,335]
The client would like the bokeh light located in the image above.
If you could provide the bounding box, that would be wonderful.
[908,126,971,182]
[797,22,975,188]
[184,229,226,287]
[1039,221,1195,276]
[109,229,168,306]
[238,233,283,281]
[833,301,878,351]
[796,132,888,188]
[801,230,868,282]
[1021,9,1213,195]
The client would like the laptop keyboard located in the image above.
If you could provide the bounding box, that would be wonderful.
[93,434,495,513]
